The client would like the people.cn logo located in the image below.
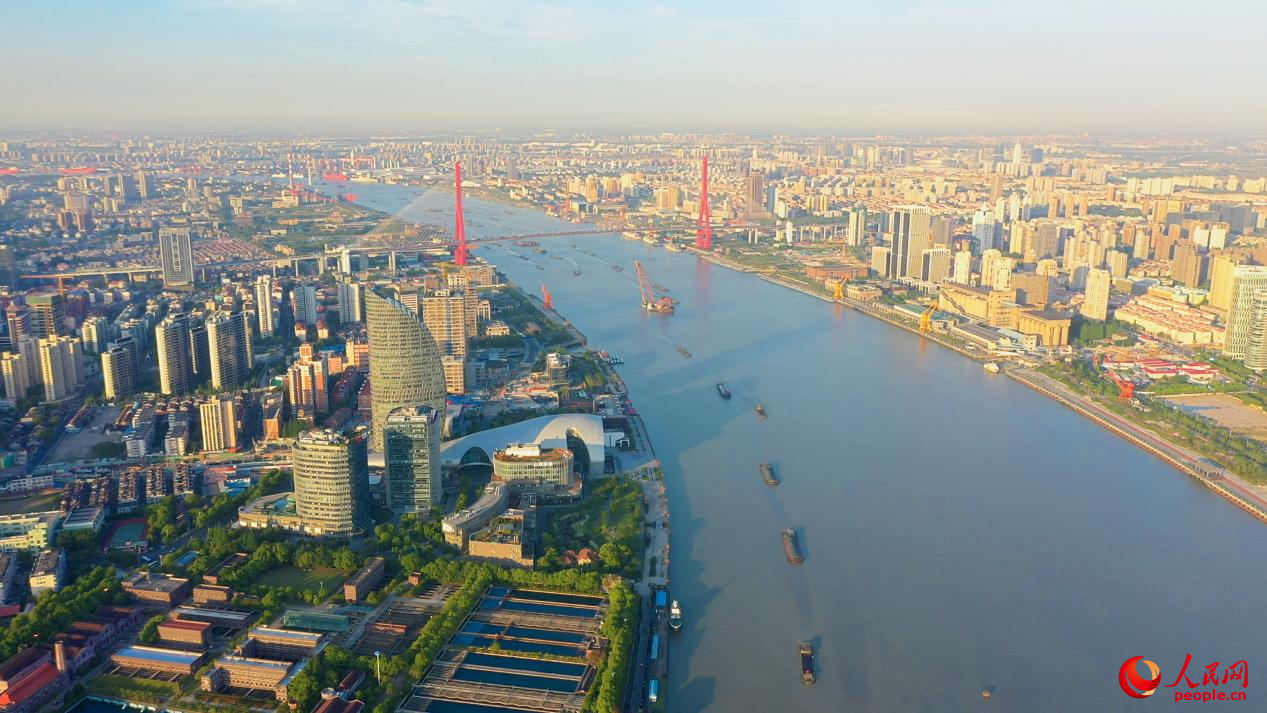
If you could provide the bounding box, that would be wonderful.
[1120,656,1162,698]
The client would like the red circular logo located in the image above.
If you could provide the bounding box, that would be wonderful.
[1119,657,1161,698]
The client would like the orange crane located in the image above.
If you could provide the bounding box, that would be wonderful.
[1097,355,1135,400]
[542,284,553,310]
[635,261,674,314]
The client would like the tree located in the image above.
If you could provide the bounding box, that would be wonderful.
[598,542,624,571]
[138,614,165,644]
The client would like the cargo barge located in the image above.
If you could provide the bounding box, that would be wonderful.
[800,642,815,684]
[760,462,779,486]
[783,528,803,564]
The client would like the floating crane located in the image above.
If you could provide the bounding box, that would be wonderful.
[541,284,553,310]
[636,261,674,314]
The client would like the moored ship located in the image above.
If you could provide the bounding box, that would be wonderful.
[669,600,683,631]
[783,528,803,564]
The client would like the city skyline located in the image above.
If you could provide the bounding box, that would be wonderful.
[5,0,1267,133]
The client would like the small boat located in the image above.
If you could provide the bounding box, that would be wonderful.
[759,462,779,487]
[669,600,683,631]
[676,345,692,358]
[755,404,767,419]
[800,643,815,684]
[716,383,732,399]
[984,362,1001,373]
[982,687,995,700]
[783,528,803,564]
[573,270,581,277]
[611,264,624,272]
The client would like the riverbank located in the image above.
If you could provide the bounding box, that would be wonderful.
[683,245,1267,527]
[490,276,673,712]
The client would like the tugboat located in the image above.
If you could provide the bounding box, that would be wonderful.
[782,528,803,564]
[800,642,815,684]
[716,382,732,399]
[669,600,683,632]
[755,404,767,419]
[760,462,779,487]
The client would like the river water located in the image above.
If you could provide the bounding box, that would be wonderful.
[311,181,1267,711]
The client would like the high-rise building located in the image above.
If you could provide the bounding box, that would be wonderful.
[890,206,931,279]
[1082,268,1111,321]
[921,247,952,283]
[101,338,139,401]
[4,305,32,352]
[365,291,446,451]
[972,207,998,253]
[80,315,111,355]
[743,171,765,215]
[421,289,469,358]
[38,336,82,402]
[199,395,239,452]
[1170,242,1207,288]
[384,405,442,515]
[285,342,329,419]
[292,429,370,536]
[1208,254,1240,313]
[336,279,364,324]
[155,313,193,396]
[158,227,195,287]
[207,312,252,391]
[870,246,892,278]
[1106,249,1130,279]
[952,250,972,284]
[25,293,66,338]
[188,321,210,386]
[135,171,154,200]
[255,275,276,336]
[0,352,30,406]
[1222,266,1267,371]
[292,283,318,327]
[0,245,15,288]
[845,204,868,247]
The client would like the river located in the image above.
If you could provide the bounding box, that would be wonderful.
[309,181,1267,711]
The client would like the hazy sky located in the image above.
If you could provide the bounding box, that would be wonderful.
[4,0,1265,133]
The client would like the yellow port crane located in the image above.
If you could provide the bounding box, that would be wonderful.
[919,289,972,333]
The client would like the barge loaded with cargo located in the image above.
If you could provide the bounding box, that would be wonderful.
[800,642,815,684]
[760,462,779,486]
[782,528,803,564]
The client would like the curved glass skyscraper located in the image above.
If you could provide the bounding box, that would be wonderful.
[365,290,446,451]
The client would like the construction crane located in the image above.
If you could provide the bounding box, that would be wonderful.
[635,261,674,314]
[541,284,553,310]
[832,281,845,300]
